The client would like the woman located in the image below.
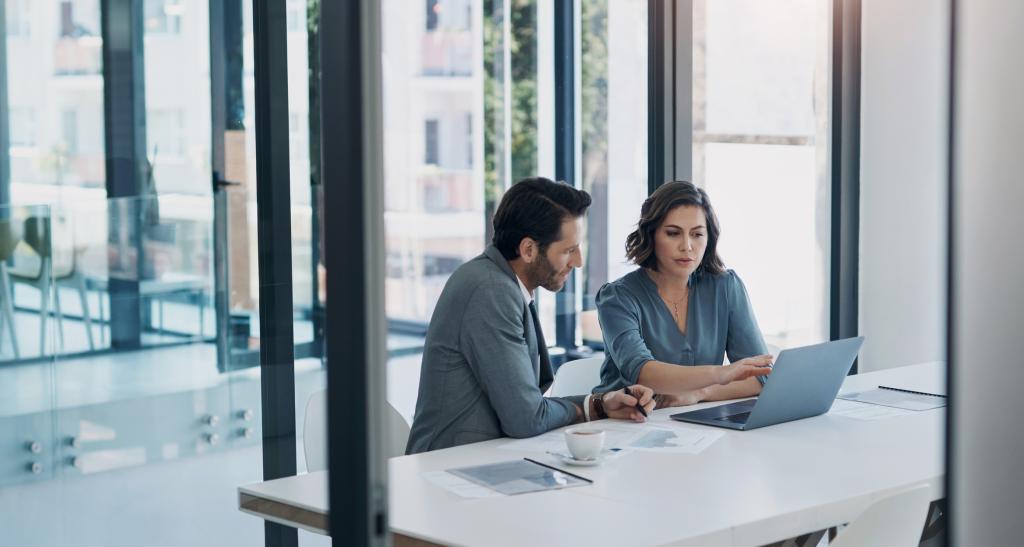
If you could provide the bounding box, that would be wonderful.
[594,181,773,407]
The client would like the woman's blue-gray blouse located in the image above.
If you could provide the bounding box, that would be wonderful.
[593,268,768,393]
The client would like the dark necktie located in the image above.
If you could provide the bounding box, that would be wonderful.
[529,301,554,391]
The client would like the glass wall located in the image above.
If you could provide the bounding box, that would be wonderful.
[1,1,843,544]
[578,0,648,346]
[7,0,105,205]
[0,2,272,545]
[381,0,484,328]
[379,0,648,354]
[143,0,211,196]
[380,0,554,416]
[381,0,485,418]
[691,0,832,350]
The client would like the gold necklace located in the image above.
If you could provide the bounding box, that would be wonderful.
[649,269,688,322]
[659,287,688,322]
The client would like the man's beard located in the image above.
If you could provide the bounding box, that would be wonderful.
[527,252,568,292]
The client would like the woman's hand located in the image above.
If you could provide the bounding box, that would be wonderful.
[602,385,656,422]
[653,388,708,409]
[716,355,773,385]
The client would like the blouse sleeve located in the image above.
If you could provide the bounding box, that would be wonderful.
[596,283,656,385]
[724,271,770,385]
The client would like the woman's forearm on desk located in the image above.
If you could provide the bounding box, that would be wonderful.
[636,360,723,394]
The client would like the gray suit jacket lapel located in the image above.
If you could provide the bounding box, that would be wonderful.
[482,245,552,390]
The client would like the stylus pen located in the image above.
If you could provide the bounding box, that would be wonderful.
[623,386,648,417]
[878,385,947,398]
[523,458,593,483]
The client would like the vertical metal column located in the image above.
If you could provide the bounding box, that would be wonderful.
[322,0,388,544]
[829,0,862,371]
[950,1,1024,543]
[648,0,693,191]
[307,1,325,358]
[944,1,956,542]
[0,0,10,208]
[209,0,244,371]
[554,0,577,352]
[648,0,670,192]
[673,1,694,182]
[101,0,147,349]
[251,0,296,545]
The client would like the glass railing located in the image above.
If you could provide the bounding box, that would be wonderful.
[0,203,59,485]
[0,193,331,546]
[0,195,239,545]
[0,195,256,485]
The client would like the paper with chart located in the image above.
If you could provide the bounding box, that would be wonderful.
[421,470,500,499]
[610,422,724,454]
[497,421,723,455]
[447,460,591,496]
[828,398,916,420]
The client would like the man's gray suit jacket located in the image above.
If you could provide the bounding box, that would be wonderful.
[405,245,586,454]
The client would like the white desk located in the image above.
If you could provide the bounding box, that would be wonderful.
[239,362,945,546]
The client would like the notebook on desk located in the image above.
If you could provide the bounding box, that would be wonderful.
[838,386,946,411]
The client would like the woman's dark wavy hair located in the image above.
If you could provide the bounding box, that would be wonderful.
[492,177,592,260]
[625,180,725,276]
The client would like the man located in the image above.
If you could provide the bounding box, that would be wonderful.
[406,177,655,454]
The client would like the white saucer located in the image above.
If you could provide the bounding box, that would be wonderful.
[558,454,602,467]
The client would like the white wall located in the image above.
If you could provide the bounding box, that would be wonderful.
[857,0,948,371]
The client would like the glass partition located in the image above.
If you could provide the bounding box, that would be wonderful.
[691,0,832,350]
[380,0,550,422]
[577,0,649,347]
[0,204,57,490]
[0,195,267,546]
[2,1,320,545]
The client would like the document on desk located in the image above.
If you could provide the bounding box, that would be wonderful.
[838,388,947,411]
[421,470,500,499]
[447,460,591,496]
[605,422,724,454]
[497,422,723,455]
[828,398,916,420]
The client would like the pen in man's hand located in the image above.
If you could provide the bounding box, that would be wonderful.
[623,386,648,418]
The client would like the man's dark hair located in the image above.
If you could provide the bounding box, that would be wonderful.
[492,177,592,260]
[625,180,726,276]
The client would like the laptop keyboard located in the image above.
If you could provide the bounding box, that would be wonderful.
[715,411,751,423]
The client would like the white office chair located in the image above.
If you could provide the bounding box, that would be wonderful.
[830,484,931,547]
[303,389,411,472]
[9,214,95,355]
[548,356,604,397]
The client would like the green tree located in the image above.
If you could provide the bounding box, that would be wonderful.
[581,0,609,193]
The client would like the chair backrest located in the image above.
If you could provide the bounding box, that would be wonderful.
[384,402,412,459]
[303,390,328,472]
[0,220,20,260]
[303,390,412,472]
[23,216,51,258]
[548,356,604,397]
[831,484,931,547]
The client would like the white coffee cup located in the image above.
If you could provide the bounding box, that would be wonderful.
[564,428,605,460]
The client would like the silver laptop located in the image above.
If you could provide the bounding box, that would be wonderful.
[670,337,865,431]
